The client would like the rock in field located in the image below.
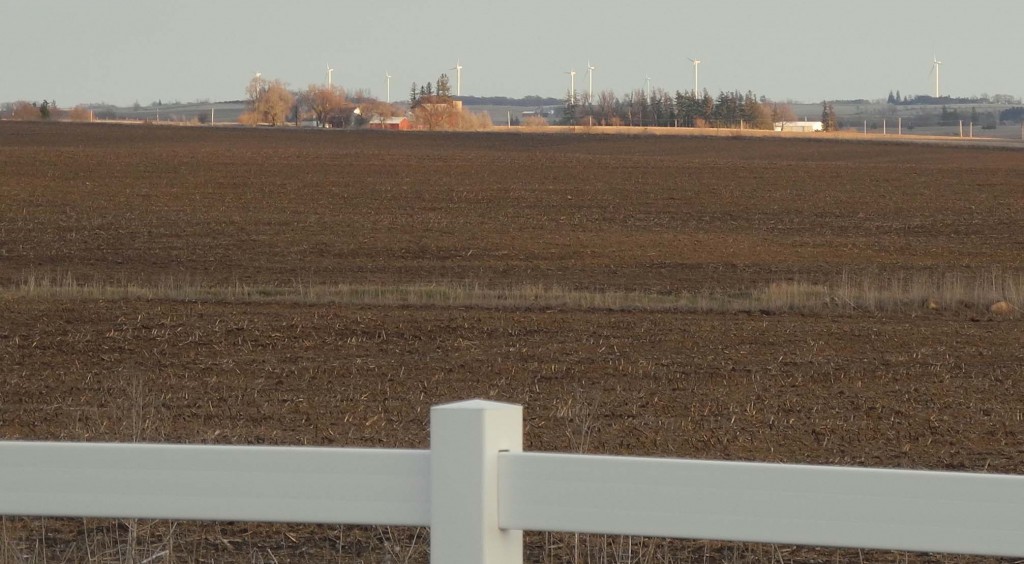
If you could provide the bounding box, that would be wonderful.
[989,301,1016,315]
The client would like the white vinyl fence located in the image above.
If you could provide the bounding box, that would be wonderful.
[2,399,1023,563]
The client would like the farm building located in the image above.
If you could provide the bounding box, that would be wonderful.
[774,121,824,132]
[367,116,411,131]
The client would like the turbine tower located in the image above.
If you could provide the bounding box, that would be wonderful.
[587,61,596,102]
[645,76,652,101]
[451,60,463,96]
[930,56,942,98]
[385,71,392,103]
[688,57,701,93]
[326,64,334,88]
[566,69,577,103]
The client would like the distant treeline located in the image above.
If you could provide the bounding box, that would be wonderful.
[999,107,1024,124]
[562,89,805,130]
[887,92,1022,106]
[457,95,563,107]
[902,95,996,105]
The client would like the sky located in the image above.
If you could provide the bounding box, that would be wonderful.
[3,1,1023,107]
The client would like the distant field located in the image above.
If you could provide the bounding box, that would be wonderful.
[791,101,1023,140]
[93,101,247,124]
[1,122,1023,563]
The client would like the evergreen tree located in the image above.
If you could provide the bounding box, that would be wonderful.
[741,91,762,127]
[699,90,715,123]
[887,91,896,104]
[649,94,664,126]
[637,93,650,126]
[675,90,699,127]
[425,82,434,96]
[939,105,960,126]
[664,92,678,126]
[896,90,902,103]
[410,83,418,105]
[561,90,579,125]
[436,74,452,98]
[821,101,838,131]
[39,100,51,120]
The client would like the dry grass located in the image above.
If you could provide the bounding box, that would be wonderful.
[518,123,1024,148]
[5,272,1021,316]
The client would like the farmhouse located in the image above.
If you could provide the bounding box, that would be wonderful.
[368,116,411,131]
[774,121,824,132]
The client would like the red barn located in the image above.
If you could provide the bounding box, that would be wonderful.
[368,116,411,131]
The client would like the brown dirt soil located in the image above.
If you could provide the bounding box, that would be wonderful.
[2,121,1023,292]
[1,121,1023,563]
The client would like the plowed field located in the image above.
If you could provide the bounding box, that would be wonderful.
[1,121,1023,563]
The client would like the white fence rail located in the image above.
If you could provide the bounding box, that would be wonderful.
[499,452,1024,558]
[2,399,1023,563]
[0,442,430,526]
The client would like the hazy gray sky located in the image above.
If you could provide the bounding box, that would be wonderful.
[4,1,1022,107]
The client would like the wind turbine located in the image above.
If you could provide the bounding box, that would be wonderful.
[645,76,652,101]
[565,69,577,103]
[586,60,596,102]
[326,64,334,88]
[688,57,701,93]
[385,72,392,103]
[930,55,942,98]
[450,60,463,96]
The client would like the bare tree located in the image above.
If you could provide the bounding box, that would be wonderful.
[245,75,265,108]
[260,81,294,126]
[241,77,294,126]
[412,97,455,130]
[771,102,797,124]
[11,101,41,121]
[595,90,617,125]
[304,85,347,127]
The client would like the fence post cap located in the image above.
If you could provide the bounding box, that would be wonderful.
[432,399,521,411]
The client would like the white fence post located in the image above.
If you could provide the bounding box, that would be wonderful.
[430,400,523,564]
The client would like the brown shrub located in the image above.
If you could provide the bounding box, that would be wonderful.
[67,106,92,122]
[237,111,259,126]
[521,116,549,130]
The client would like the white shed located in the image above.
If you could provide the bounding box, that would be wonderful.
[774,121,824,132]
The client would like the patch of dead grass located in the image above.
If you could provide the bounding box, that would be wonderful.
[4,271,1021,316]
